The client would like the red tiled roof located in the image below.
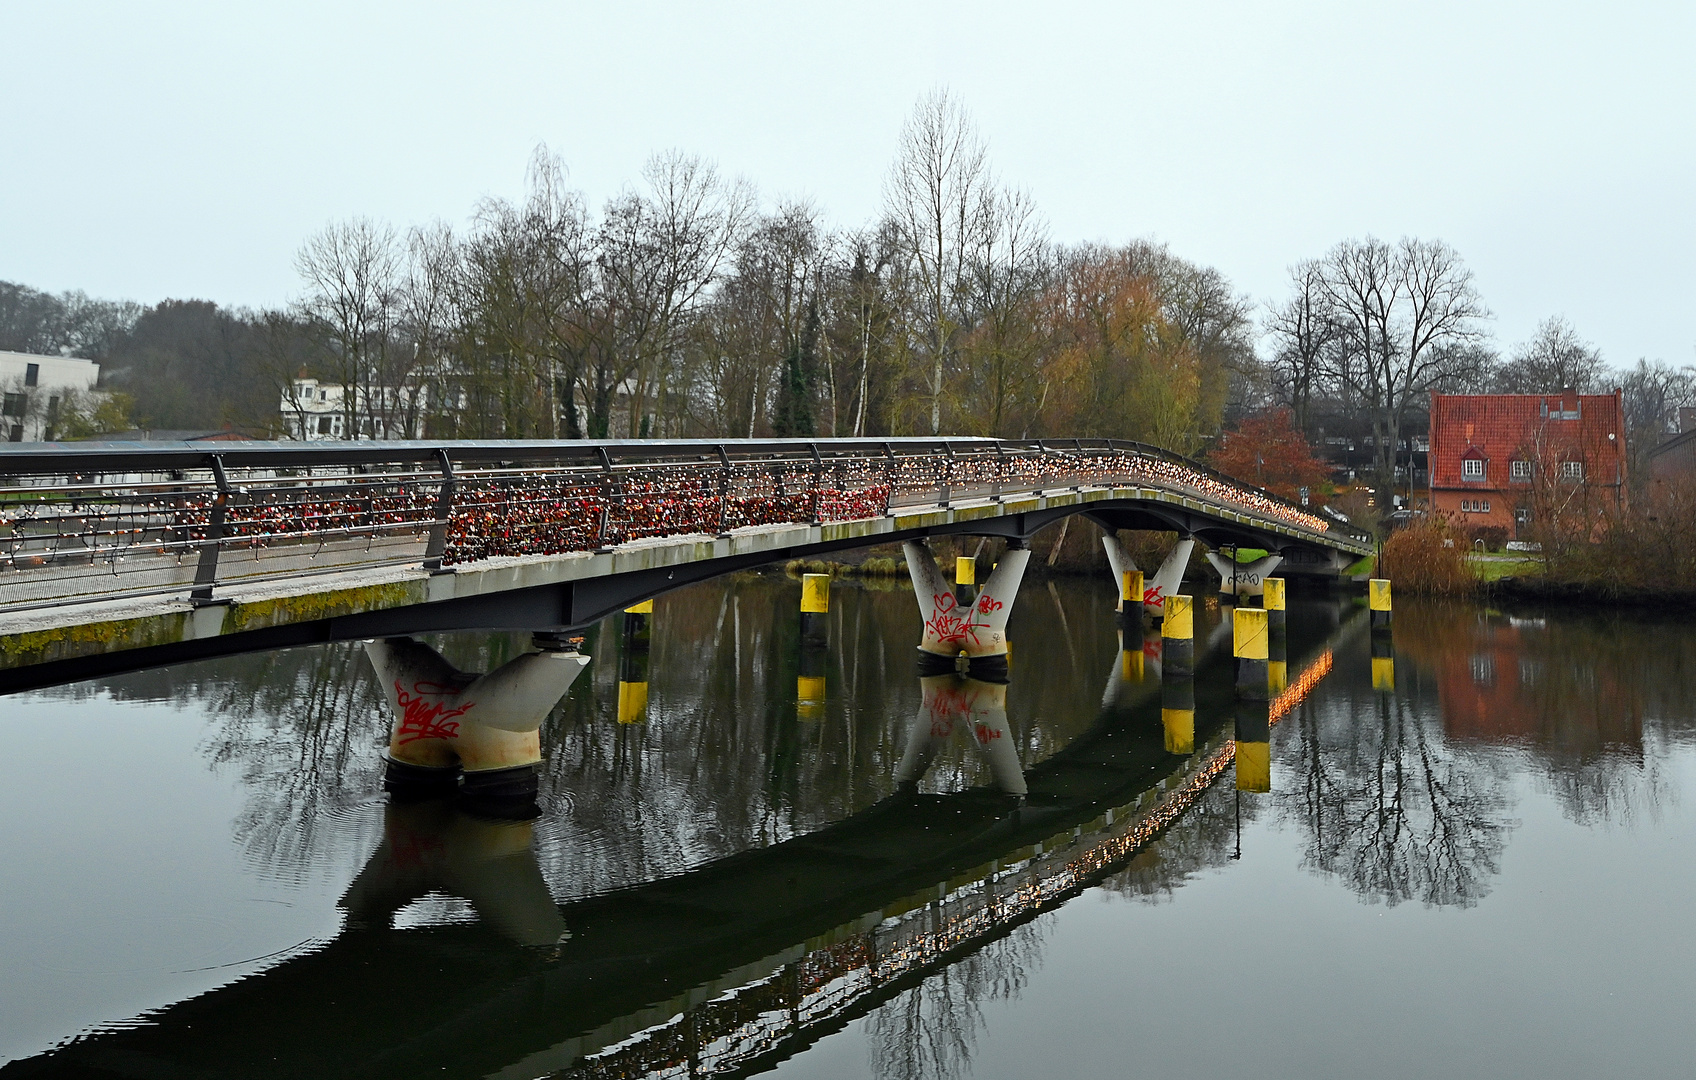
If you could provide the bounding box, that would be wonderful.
[1429,391,1626,489]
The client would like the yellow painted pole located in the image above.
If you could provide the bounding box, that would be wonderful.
[1369,578,1392,628]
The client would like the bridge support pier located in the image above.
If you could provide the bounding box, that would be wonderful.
[903,539,1029,679]
[1205,548,1284,599]
[1104,535,1195,622]
[366,636,591,817]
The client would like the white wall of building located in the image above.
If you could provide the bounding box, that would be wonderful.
[0,350,101,442]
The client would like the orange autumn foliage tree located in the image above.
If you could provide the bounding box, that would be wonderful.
[1208,408,1331,502]
[1035,250,1210,453]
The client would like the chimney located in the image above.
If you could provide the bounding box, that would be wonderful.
[1681,407,1696,434]
[1562,386,1578,414]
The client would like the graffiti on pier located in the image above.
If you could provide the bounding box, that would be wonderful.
[393,680,474,743]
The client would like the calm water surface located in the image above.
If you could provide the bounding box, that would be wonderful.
[2,573,1693,1079]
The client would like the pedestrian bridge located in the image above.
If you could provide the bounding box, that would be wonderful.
[0,437,1370,692]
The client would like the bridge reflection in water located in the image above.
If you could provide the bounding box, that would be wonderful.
[4,572,1356,1080]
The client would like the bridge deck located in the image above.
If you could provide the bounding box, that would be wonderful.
[0,438,1371,691]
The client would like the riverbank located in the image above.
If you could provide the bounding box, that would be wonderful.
[1487,575,1696,610]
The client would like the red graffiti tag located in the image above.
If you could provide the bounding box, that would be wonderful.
[394,679,475,743]
[973,722,1003,745]
[975,593,1004,615]
[926,592,990,646]
[1142,585,1164,607]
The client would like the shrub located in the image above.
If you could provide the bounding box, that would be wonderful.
[857,556,902,577]
[1379,519,1477,596]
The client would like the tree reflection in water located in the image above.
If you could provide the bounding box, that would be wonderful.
[867,917,1051,1080]
[1279,692,1511,908]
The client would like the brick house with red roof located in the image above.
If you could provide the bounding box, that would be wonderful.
[1429,388,1626,538]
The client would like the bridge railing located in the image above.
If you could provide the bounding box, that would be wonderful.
[0,438,1368,615]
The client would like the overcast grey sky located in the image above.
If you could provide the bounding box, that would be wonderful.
[3,1,1692,369]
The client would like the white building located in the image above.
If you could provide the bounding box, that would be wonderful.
[282,375,460,441]
[0,350,101,442]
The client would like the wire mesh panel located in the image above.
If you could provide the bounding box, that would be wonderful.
[443,465,605,562]
[0,472,211,608]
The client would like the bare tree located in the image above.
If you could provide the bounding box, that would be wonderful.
[1316,236,1490,499]
[1264,259,1341,436]
[956,186,1050,436]
[1492,316,1605,394]
[885,89,993,434]
[294,218,405,439]
[458,149,592,438]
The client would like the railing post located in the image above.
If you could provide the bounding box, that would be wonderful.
[422,448,456,573]
[882,443,896,516]
[714,444,732,538]
[939,441,953,509]
[595,446,615,552]
[189,455,230,605]
[809,442,823,525]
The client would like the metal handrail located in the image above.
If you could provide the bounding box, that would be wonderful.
[0,437,1370,613]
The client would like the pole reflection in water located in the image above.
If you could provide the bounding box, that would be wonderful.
[1162,594,1196,755]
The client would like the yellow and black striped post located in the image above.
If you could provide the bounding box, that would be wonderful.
[798,573,829,719]
[1233,606,1271,792]
[1264,576,1286,631]
[1369,577,1393,692]
[1369,578,1392,629]
[1121,569,1145,632]
[1233,607,1269,700]
[954,555,976,609]
[800,573,830,648]
[617,599,652,724]
[1162,594,1194,678]
[1264,578,1288,695]
[1160,595,1195,756]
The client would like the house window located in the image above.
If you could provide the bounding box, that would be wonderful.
[1481,499,1491,513]
[1562,461,1584,480]
[24,363,39,387]
[1463,457,1485,479]
[6,425,20,443]
[316,416,332,435]
[1510,460,1531,481]
[1,393,24,418]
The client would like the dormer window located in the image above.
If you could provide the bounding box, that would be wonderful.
[1463,457,1485,480]
[1561,461,1584,480]
[1510,460,1531,481]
